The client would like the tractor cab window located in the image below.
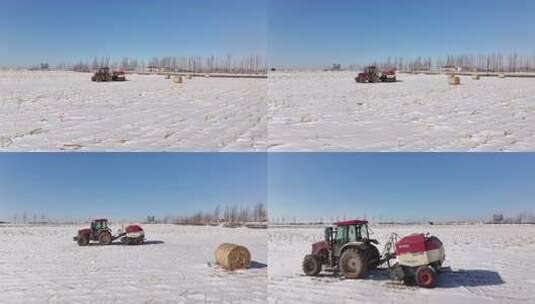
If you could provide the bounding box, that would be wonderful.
[94,221,105,230]
[348,225,357,241]
[336,226,347,242]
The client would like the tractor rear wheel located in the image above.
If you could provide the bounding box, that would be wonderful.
[302,254,321,276]
[98,231,112,245]
[340,248,367,279]
[367,245,381,270]
[77,235,89,246]
[415,266,437,288]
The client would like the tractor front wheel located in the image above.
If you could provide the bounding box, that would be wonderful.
[340,248,367,279]
[98,231,112,245]
[302,254,321,276]
[415,266,437,288]
[77,235,89,246]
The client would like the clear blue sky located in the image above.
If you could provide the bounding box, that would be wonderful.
[0,153,266,222]
[0,0,267,67]
[269,0,535,69]
[268,153,535,222]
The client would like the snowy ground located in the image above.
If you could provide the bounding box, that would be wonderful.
[268,224,535,304]
[0,224,267,303]
[268,71,535,151]
[0,71,266,151]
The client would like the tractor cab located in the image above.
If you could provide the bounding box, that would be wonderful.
[332,220,375,256]
[91,219,109,232]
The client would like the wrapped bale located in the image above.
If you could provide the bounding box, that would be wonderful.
[172,76,183,83]
[215,243,251,270]
[448,75,460,85]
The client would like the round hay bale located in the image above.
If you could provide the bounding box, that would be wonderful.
[448,75,460,85]
[215,243,251,270]
[172,76,183,84]
[472,74,480,80]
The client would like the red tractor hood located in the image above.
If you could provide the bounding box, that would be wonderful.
[78,228,91,235]
[312,240,329,254]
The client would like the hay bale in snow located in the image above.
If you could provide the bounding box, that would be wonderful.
[498,73,505,78]
[448,75,460,85]
[472,74,480,80]
[172,76,183,83]
[215,243,251,270]
[165,74,171,79]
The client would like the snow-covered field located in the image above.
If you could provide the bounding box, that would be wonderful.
[0,224,267,303]
[268,224,535,304]
[0,71,266,151]
[268,71,535,151]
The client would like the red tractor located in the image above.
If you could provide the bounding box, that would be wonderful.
[73,218,144,246]
[91,67,126,82]
[302,220,445,288]
[302,220,382,279]
[355,66,396,83]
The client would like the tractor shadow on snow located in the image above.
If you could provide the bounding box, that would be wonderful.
[437,268,504,288]
[81,240,165,247]
[307,268,504,288]
[249,261,268,269]
[367,268,504,288]
[142,240,165,245]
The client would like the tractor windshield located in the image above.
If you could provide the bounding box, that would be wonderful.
[94,221,106,230]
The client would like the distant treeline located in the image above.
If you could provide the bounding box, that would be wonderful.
[349,51,535,73]
[146,203,267,225]
[55,55,267,75]
[489,213,535,224]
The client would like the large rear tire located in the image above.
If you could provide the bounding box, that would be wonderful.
[302,254,321,276]
[98,231,112,245]
[339,248,367,279]
[415,266,437,288]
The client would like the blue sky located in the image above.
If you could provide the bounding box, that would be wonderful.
[268,153,535,222]
[0,0,267,67]
[0,153,266,221]
[269,0,535,68]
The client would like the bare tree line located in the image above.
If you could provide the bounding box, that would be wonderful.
[10,211,48,224]
[489,212,535,224]
[350,51,535,73]
[63,54,266,75]
[147,203,267,225]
